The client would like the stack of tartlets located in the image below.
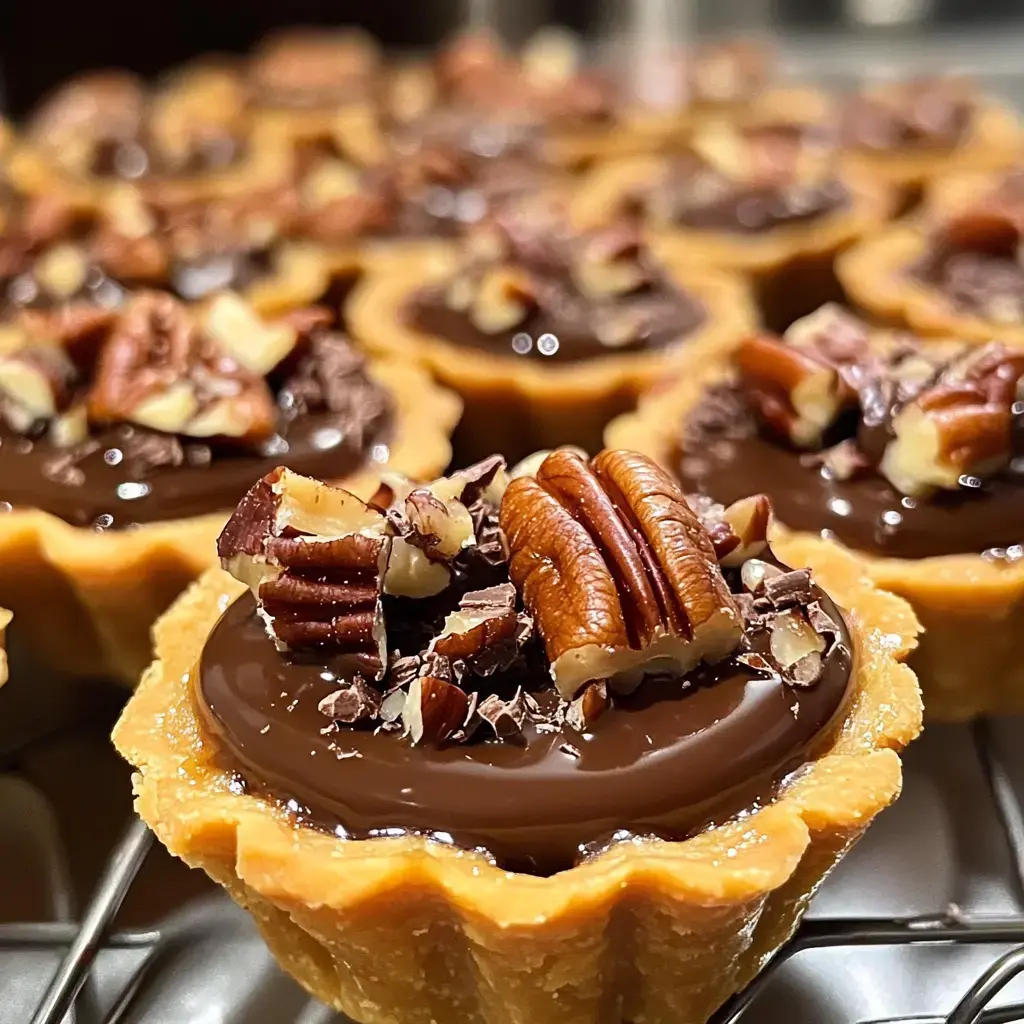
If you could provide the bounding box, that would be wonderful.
[608,303,1023,720]
[0,290,458,682]
[115,448,921,1023]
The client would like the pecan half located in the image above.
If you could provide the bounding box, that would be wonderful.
[88,293,277,443]
[880,341,1024,496]
[217,467,392,674]
[500,448,742,699]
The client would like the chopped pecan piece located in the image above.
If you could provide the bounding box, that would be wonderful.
[879,341,1024,496]
[397,656,470,745]
[736,334,855,449]
[217,468,392,674]
[564,680,609,732]
[469,265,536,334]
[500,448,742,700]
[691,493,772,568]
[429,583,532,677]
[0,341,77,434]
[573,224,649,299]
[383,456,509,598]
[88,293,277,443]
[201,293,298,375]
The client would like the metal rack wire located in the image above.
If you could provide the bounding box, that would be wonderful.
[8,719,1024,1024]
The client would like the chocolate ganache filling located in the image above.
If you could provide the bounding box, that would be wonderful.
[677,304,1024,560]
[198,450,853,875]
[646,124,849,235]
[0,295,391,528]
[407,209,706,362]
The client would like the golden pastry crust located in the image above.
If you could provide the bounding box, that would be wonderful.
[346,255,756,461]
[841,98,1023,192]
[114,546,920,1024]
[919,166,1019,222]
[0,358,460,685]
[837,226,1024,346]
[0,608,10,686]
[607,358,1024,721]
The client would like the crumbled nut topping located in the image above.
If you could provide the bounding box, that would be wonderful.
[222,450,845,751]
[725,304,1024,498]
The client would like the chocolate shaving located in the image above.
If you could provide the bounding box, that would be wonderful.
[318,675,382,724]
[477,688,530,741]
[761,569,816,610]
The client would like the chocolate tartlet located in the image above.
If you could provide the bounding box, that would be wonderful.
[839,206,1024,345]
[608,302,1024,719]
[574,118,895,330]
[840,76,1022,204]
[0,290,459,683]
[14,66,286,205]
[348,199,755,461]
[114,448,920,1024]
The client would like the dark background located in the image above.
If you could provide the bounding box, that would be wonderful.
[1,0,1022,116]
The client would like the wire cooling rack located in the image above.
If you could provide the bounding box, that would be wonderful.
[4,719,1024,1024]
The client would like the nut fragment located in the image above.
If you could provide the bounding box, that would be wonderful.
[217,468,392,673]
[501,448,742,699]
[736,334,855,449]
[769,608,826,686]
[879,342,1024,496]
[573,225,649,299]
[564,680,609,732]
[402,669,470,746]
[429,583,530,677]
[89,293,277,443]
[469,265,536,334]
[692,493,772,568]
[202,292,298,375]
[0,343,76,434]
[383,456,509,598]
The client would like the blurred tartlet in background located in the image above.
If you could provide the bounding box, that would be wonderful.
[348,195,755,461]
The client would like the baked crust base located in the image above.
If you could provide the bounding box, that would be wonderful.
[572,156,896,331]
[346,256,756,463]
[114,534,919,1024]
[0,358,459,684]
[607,360,1022,721]
[837,226,1024,346]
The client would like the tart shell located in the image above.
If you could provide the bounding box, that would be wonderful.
[114,543,919,1024]
[607,360,1021,721]
[346,256,756,463]
[573,156,896,332]
[837,225,1024,345]
[840,98,1023,194]
[0,358,460,685]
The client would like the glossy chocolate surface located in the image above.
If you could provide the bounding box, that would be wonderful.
[0,410,389,529]
[407,273,706,363]
[678,393,1024,559]
[197,590,853,875]
[912,250,1024,325]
